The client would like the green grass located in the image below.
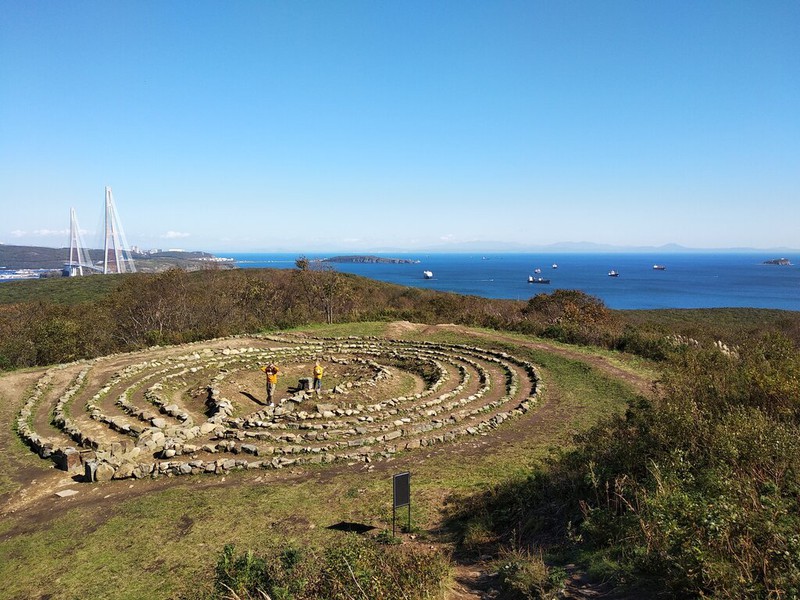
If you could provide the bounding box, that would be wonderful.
[0,383,59,499]
[618,307,800,344]
[283,321,392,338]
[0,323,648,599]
[0,274,125,305]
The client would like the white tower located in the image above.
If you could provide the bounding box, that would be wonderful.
[102,186,136,274]
[64,208,95,276]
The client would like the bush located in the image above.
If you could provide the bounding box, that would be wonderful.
[495,548,565,600]
[210,536,449,600]
[447,333,800,598]
[214,544,269,599]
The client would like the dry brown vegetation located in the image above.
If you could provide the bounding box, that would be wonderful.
[5,266,799,373]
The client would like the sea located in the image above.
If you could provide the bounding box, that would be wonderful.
[227,252,800,311]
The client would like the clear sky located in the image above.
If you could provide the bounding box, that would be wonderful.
[1,1,798,253]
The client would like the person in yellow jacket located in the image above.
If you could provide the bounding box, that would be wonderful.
[313,361,324,396]
[260,363,279,406]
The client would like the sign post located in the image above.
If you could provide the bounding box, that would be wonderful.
[392,471,411,538]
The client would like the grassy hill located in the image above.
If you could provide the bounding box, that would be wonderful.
[0,268,798,598]
[0,244,231,273]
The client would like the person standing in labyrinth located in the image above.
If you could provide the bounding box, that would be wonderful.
[313,361,324,396]
[260,363,279,406]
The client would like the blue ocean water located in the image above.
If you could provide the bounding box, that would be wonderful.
[227,253,800,311]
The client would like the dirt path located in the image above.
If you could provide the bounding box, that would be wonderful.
[384,323,656,599]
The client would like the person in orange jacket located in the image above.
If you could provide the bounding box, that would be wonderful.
[260,363,279,406]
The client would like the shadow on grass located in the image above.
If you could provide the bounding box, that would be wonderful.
[327,521,376,534]
[239,391,266,405]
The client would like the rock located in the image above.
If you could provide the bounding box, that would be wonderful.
[113,461,136,479]
[55,489,79,498]
[132,464,153,479]
[84,460,98,482]
[151,417,167,429]
[95,462,116,482]
[54,448,82,472]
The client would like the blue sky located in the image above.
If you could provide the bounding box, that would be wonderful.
[1,1,798,253]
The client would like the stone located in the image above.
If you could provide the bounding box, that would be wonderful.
[55,489,79,498]
[95,462,116,482]
[132,464,152,479]
[113,461,136,480]
[54,448,82,472]
[84,461,97,482]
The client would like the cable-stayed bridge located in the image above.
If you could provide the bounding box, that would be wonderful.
[64,187,136,276]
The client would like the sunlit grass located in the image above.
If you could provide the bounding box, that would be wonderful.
[0,323,647,599]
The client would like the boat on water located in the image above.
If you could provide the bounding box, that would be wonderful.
[528,275,551,284]
[552,263,558,269]
[533,268,542,274]
[653,264,666,270]
[423,270,433,279]
[608,270,619,277]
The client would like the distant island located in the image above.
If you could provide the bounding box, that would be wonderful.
[763,258,793,266]
[320,255,420,264]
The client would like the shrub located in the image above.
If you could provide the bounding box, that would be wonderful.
[210,536,449,600]
[495,548,566,600]
[214,544,269,599]
[448,333,800,598]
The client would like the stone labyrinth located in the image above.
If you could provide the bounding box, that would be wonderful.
[16,334,541,482]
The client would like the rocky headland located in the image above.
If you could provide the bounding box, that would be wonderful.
[320,255,419,264]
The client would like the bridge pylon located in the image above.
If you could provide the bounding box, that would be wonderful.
[63,207,96,277]
[102,186,136,274]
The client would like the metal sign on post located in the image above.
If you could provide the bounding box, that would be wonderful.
[392,471,411,538]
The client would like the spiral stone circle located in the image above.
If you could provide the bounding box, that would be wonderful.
[15,333,541,482]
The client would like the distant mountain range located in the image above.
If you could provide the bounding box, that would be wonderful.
[394,241,800,254]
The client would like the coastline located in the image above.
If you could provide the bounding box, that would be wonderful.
[227,251,800,311]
